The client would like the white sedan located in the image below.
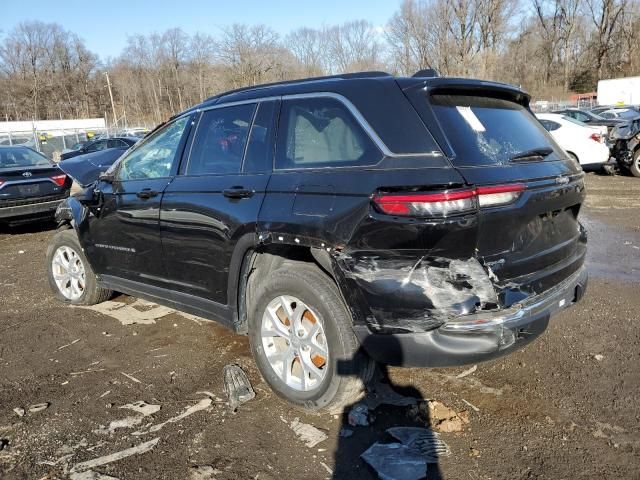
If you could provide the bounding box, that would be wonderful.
[536,113,610,168]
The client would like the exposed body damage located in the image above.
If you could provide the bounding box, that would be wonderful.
[337,254,498,333]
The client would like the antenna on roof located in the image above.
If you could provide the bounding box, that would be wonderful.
[412,69,439,78]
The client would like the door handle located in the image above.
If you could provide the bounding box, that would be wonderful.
[136,188,159,199]
[223,187,254,199]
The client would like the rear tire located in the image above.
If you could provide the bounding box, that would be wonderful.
[630,149,640,178]
[248,261,373,413]
[46,229,112,305]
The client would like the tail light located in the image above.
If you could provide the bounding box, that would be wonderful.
[373,184,525,217]
[51,174,67,186]
[0,179,4,187]
[589,133,602,143]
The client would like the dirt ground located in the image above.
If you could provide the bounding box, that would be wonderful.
[1,172,639,480]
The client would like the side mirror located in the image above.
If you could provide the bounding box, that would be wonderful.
[76,184,102,207]
[98,171,115,183]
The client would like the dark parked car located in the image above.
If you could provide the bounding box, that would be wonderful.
[59,136,138,161]
[0,146,71,224]
[49,72,588,411]
[552,108,623,130]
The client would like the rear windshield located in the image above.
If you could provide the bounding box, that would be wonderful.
[430,94,560,166]
[0,147,51,169]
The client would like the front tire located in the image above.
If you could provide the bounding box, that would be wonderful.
[630,149,640,178]
[248,261,373,413]
[46,229,112,305]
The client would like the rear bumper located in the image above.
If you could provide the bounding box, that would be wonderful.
[0,199,64,220]
[355,266,588,367]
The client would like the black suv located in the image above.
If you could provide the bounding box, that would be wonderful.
[48,72,588,411]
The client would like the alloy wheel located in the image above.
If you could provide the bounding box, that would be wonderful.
[261,295,329,392]
[51,246,86,300]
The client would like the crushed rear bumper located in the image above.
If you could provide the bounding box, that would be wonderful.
[354,266,587,367]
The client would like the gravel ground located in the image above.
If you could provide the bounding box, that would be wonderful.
[0,172,638,480]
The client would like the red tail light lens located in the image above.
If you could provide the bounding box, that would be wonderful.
[589,133,602,143]
[374,189,476,216]
[51,174,67,186]
[373,184,525,217]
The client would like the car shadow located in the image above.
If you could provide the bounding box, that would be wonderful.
[332,339,444,479]
[0,218,57,235]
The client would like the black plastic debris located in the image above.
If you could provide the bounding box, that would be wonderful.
[0,438,8,451]
[361,427,450,480]
[223,364,255,412]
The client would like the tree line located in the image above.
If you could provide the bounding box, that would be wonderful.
[1,0,638,125]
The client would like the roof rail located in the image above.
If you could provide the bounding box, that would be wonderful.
[204,71,392,103]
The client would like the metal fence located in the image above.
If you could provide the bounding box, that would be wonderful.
[0,125,150,161]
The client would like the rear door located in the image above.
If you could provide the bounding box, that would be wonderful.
[159,100,278,305]
[404,87,586,305]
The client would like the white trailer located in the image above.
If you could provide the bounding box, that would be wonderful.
[597,76,640,106]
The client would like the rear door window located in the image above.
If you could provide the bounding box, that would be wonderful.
[276,97,381,169]
[430,94,560,166]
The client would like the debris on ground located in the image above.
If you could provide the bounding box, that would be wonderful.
[69,470,120,480]
[594,354,604,361]
[223,364,255,411]
[461,398,480,412]
[119,401,161,416]
[361,427,450,480]
[428,401,470,433]
[407,400,470,433]
[339,427,354,438]
[28,402,49,413]
[189,465,221,480]
[94,401,161,434]
[456,365,478,378]
[288,417,328,448]
[70,437,160,473]
[319,461,333,475]
[121,372,142,384]
[365,380,419,410]
[348,403,370,427]
[133,398,212,435]
[12,407,25,417]
[0,438,9,451]
[57,338,81,351]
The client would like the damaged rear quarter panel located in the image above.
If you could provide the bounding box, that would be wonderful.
[257,164,500,334]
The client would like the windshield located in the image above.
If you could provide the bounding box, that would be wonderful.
[430,94,561,166]
[0,147,51,169]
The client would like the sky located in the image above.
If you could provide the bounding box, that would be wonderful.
[1,0,399,59]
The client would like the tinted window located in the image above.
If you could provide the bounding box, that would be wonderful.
[187,104,255,175]
[244,101,276,173]
[574,112,590,122]
[430,94,560,166]
[600,112,614,119]
[86,140,107,152]
[118,116,188,180]
[276,97,380,169]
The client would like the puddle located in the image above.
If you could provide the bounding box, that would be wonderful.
[581,215,640,282]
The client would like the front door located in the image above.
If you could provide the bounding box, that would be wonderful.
[83,115,192,287]
[160,101,278,305]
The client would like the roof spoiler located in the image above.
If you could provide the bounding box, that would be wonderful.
[412,69,439,78]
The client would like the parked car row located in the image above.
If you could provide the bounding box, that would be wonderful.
[547,106,640,176]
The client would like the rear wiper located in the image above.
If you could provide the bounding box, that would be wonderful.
[509,147,553,162]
